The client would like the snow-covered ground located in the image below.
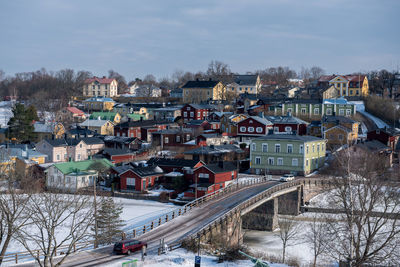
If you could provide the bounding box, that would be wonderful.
[107,248,288,267]
[3,197,175,255]
[0,101,13,127]
[349,101,390,128]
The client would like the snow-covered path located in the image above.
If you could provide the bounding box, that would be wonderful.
[349,101,390,128]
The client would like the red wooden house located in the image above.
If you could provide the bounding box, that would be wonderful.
[181,104,215,122]
[111,165,164,192]
[183,161,238,199]
[265,115,308,135]
[237,116,273,138]
[114,119,173,141]
[147,158,204,183]
[367,128,400,152]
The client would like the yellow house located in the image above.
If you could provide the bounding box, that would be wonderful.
[83,97,116,111]
[220,114,248,136]
[227,74,262,95]
[34,122,65,142]
[319,75,369,97]
[83,76,118,97]
[89,112,121,124]
[0,146,47,174]
[322,115,359,148]
[182,79,225,103]
[79,119,114,135]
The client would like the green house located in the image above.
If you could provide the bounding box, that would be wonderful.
[89,112,121,123]
[250,135,326,176]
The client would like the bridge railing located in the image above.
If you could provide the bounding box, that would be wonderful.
[123,175,273,240]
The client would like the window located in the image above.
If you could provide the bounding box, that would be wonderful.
[285,126,292,132]
[186,134,190,141]
[346,109,351,116]
[256,127,263,133]
[176,135,181,142]
[306,159,309,166]
[326,109,332,115]
[277,158,283,166]
[317,144,320,152]
[66,176,70,184]
[350,90,353,95]
[184,112,187,117]
[275,144,281,153]
[322,144,325,151]
[251,143,256,151]
[287,144,293,153]
[274,127,279,133]
[312,144,315,153]
[268,157,274,165]
[299,145,304,154]
[248,127,254,133]
[342,90,346,95]
[165,137,169,143]
[292,158,298,166]
[249,120,253,124]
[255,157,261,165]
[329,133,335,139]
[56,154,60,161]
[338,134,343,140]
[262,143,268,152]
[339,109,344,116]
[287,108,293,113]
[314,108,319,115]
[190,112,194,117]
[126,178,135,189]
[239,87,242,91]
[306,145,309,154]
[50,177,54,183]
[356,90,359,95]
[197,112,201,117]
[82,177,86,183]
[301,108,307,115]
[78,154,81,160]
[187,107,190,111]
[240,126,246,132]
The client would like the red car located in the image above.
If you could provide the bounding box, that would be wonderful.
[113,239,147,255]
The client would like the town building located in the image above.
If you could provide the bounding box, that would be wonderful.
[317,75,369,97]
[79,119,114,135]
[111,164,163,192]
[83,97,116,111]
[182,79,225,103]
[45,159,113,192]
[237,116,273,140]
[265,115,308,135]
[250,135,326,175]
[226,74,262,95]
[89,111,122,124]
[58,107,86,123]
[33,122,65,142]
[181,104,216,122]
[83,76,118,97]
[153,106,182,121]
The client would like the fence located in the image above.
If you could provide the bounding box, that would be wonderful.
[0,175,272,264]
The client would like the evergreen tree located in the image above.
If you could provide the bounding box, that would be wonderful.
[6,103,38,142]
[95,197,125,244]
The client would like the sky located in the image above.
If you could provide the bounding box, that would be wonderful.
[0,0,399,81]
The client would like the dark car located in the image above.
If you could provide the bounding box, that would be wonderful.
[113,239,147,255]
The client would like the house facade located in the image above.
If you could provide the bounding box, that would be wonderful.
[83,76,118,97]
[318,75,369,97]
[83,97,116,111]
[226,74,261,95]
[250,135,326,175]
[182,80,225,103]
[33,122,65,142]
[79,119,114,135]
[265,115,308,135]
[237,116,273,138]
[181,104,215,122]
[111,165,163,192]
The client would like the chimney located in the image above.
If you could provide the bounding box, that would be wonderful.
[218,161,223,168]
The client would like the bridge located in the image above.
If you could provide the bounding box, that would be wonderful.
[12,177,330,266]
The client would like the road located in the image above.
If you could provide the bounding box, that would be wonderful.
[15,180,280,267]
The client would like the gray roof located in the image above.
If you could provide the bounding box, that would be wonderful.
[322,115,356,124]
[255,134,324,142]
[187,104,216,110]
[184,144,243,155]
[152,128,193,135]
[355,140,391,152]
[265,115,308,125]
[248,116,273,126]
[234,74,258,86]
[203,162,237,173]
[79,119,112,127]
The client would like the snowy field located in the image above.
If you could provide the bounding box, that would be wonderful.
[3,197,175,255]
[107,248,288,267]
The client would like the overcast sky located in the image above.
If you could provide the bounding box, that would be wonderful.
[1,0,399,81]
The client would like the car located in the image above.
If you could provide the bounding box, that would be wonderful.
[279,174,295,182]
[113,239,147,255]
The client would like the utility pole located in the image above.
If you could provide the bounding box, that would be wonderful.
[93,175,98,249]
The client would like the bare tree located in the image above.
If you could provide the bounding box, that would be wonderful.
[16,193,95,267]
[108,69,127,94]
[0,172,32,266]
[304,214,329,267]
[310,66,325,80]
[276,217,300,263]
[206,60,233,83]
[322,148,400,266]
[0,69,5,82]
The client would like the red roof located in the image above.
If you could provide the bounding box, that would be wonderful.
[66,107,85,115]
[84,76,115,84]
[318,75,336,82]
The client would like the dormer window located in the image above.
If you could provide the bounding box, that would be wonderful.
[249,120,253,124]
